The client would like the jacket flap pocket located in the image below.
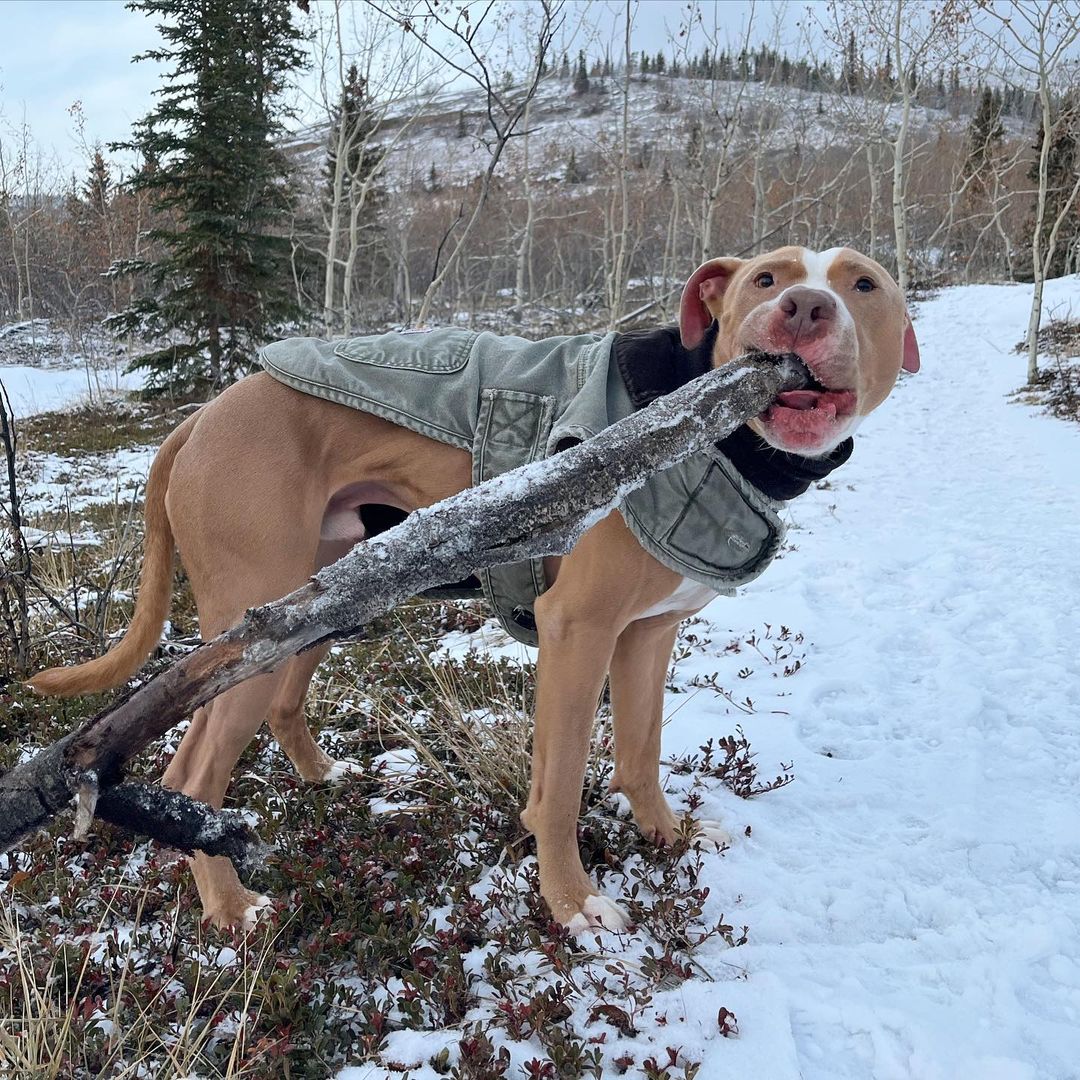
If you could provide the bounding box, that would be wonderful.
[333,328,477,373]
[473,388,555,484]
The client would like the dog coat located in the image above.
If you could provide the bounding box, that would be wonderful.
[259,327,791,644]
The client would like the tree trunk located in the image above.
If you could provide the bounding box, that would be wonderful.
[891,1,912,294]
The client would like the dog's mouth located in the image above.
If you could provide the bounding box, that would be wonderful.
[755,357,858,453]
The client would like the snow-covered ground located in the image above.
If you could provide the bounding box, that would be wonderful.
[0,363,142,418]
[410,277,1080,1079]
[650,278,1080,1079]
[0,320,141,418]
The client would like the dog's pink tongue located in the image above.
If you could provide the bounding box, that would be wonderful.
[775,390,820,412]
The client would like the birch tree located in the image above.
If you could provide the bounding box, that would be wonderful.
[837,0,968,294]
[314,2,431,330]
[975,1,1080,381]
[368,0,562,327]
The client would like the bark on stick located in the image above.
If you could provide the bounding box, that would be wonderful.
[0,352,809,871]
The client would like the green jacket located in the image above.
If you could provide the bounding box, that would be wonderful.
[259,327,785,644]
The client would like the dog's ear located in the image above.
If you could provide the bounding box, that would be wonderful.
[679,258,744,349]
[902,314,920,373]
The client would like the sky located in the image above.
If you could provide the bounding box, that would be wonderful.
[0,0,780,174]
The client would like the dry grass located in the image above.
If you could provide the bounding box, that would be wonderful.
[0,887,281,1078]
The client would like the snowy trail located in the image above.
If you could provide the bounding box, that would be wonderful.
[661,279,1080,1079]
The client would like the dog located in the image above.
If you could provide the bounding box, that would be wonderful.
[30,246,919,932]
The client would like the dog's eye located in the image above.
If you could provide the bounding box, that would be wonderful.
[854,277,876,293]
[755,272,775,288]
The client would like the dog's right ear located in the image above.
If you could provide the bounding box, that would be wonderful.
[679,258,744,349]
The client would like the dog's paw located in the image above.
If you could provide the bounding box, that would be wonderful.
[322,758,363,783]
[694,818,732,848]
[204,889,270,932]
[567,894,632,935]
[241,894,271,931]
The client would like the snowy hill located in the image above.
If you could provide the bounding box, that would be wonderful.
[289,72,1019,192]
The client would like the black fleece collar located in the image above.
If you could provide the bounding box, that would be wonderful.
[613,324,854,502]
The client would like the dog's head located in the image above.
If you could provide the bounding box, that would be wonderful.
[679,246,919,456]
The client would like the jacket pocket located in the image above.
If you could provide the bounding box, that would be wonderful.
[473,388,555,484]
[333,328,477,373]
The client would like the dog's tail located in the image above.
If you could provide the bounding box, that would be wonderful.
[28,413,198,698]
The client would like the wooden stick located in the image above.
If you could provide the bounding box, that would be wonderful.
[0,352,808,870]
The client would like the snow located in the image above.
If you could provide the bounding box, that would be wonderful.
[1,319,142,418]
[0,363,142,418]
[348,274,1080,1078]
[658,276,1080,1078]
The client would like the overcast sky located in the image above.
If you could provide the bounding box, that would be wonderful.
[0,0,803,174]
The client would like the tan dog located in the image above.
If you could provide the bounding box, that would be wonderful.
[31,247,919,932]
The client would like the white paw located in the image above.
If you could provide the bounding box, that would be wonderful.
[567,894,631,935]
[322,758,363,783]
[241,894,271,931]
[695,819,733,848]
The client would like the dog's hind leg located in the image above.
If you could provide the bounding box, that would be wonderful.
[608,619,682,845]
[168,674,285,929]
[266,541,362,783]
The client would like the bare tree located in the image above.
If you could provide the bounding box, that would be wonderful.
[368,0,563,326]
[832,0,969,293]
[976,0,1080,381]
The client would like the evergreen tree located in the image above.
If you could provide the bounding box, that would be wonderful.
[560,52,570,79]
[82,148,112,217]
[565,147,586,184]
[964,86,1004,185]
[843,30,859,94]
[107,0,305,395]
[1028,94,1080,278]
[573,51,590,95]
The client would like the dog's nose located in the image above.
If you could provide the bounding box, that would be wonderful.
[779,287,837,338]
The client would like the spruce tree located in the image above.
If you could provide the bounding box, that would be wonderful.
[107,0,305,395]
[843,30,859,94]
[964,86,1004,186]
[565,147,586,183]
[573,51,590,95]
[1028,93,1080,279]
[83,149,112,218]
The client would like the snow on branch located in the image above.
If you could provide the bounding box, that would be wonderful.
[0,351,809,878]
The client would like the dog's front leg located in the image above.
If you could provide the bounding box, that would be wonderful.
[609,618,731,849]
[522,601,626,931]
[520,511,681,932]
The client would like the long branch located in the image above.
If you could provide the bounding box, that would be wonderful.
[0,352,809,864]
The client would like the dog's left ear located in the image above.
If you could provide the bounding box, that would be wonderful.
[680,258,744,349]
[902,314,920,373]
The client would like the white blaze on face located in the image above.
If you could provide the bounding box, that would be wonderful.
[794,247,856,334]
[799,246,846,288]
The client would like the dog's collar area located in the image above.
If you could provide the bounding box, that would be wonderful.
[612,324,854,502]
[716,424,853,501]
